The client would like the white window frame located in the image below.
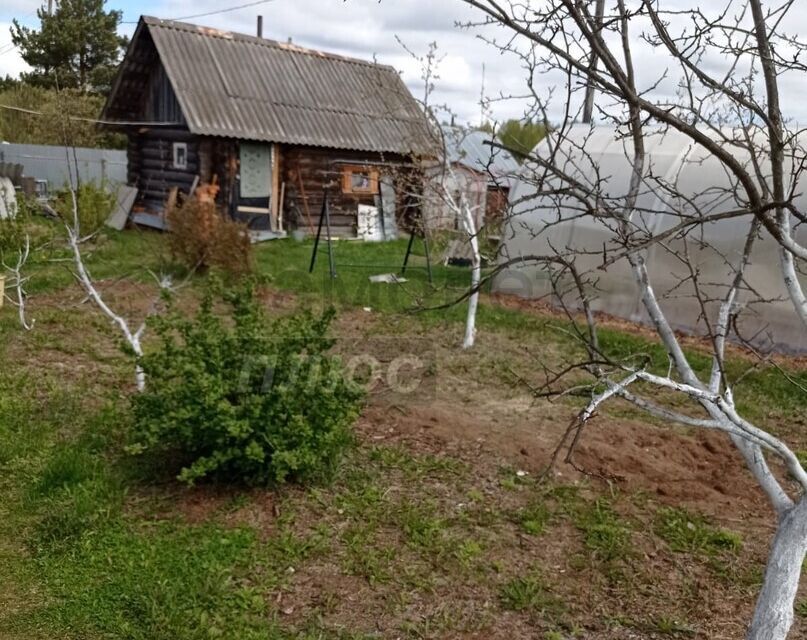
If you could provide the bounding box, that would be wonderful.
[172,142,188,170]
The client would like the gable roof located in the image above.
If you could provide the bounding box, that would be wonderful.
[103,16,434,155]
[443,127,520,181]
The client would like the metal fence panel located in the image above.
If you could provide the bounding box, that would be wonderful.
[0,143,127,189]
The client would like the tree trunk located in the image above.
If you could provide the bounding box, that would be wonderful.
[748,498,807,640]
[461,201,481,349]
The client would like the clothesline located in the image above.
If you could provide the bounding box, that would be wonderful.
[0,103,182,127]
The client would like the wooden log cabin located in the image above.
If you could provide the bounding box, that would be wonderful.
[101,16,434,236]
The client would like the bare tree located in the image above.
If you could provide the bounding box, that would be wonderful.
[2,234,35,331]
[457,1,807,638]
[397,39,501,349]
[61,183,175,392]
[422,126,485,349]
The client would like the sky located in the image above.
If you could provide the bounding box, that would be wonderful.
[0,0,532,125]
[2,1,807,125]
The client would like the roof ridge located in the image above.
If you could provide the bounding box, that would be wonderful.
[140,15,396,72]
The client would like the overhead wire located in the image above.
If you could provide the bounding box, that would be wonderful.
[121,0,275,24]
[0,6,43,57]
[1,1,276,58]
[0,102,183,127]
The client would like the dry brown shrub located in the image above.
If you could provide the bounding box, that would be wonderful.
[166,199,253,276]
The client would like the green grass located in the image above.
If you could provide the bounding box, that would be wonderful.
[23,524,268,639]
[341,525,395,584]
[515,500,551,536]
[0,369,280,638]
[0,227,800,639]
[0,361,776,640]
[16,219,173,296]
[655,507,742,556]
[574,498,633,563]
[0,366,374,639]
[256,237,470,315]
[397,499,450,554]
[499,573,564,618]
[255,237,565,341]
[649,615,696,636]
[17,224,803,427]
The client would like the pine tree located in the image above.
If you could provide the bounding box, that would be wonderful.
[10,0,127,94]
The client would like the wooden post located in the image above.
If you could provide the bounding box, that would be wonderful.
[270,144,281,231]
[278,181,286,232]
[324,191,336,279]
[582,0,605,124]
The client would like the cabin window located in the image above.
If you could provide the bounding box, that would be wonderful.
[342,165,378,195]
[172,142,188,170]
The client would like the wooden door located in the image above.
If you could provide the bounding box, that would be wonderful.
[235,142,273,230]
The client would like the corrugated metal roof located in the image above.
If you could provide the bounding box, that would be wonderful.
[443,127,520,179]
[108,17,434,155]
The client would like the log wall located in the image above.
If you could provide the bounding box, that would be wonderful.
[128,136,422,235]
[127,128,199,212]
[281,146,417,237]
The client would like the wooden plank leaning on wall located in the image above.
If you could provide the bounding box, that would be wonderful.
[271,144,282,231]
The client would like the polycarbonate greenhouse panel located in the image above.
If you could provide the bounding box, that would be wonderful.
[497,124,807,353]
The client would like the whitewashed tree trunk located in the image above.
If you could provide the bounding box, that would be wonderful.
[2,234,34,331]
[67,227,147,391]
[63,188,170,392]
[457,0,807,635]
[397,39,485,350]
[748,499,807,640]
[459,195,481,349]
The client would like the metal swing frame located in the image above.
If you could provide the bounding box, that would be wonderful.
[308,189,434,283]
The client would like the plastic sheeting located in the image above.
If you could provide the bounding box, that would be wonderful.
[496,124,807,353]
[0,177,16,219]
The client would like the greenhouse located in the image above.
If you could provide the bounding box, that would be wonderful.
[495,124,807,353]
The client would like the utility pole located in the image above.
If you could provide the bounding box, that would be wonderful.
[582,0,605,124]
[480,63,486,128]
[47,0,53,16]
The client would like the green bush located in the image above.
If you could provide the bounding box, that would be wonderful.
[129,282,364,485]
[0,198,31,254]
[0,216,26,254]
[55,181,116,236]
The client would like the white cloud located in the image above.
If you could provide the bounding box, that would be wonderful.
[2,0,807,125]
[0,22,29,80]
